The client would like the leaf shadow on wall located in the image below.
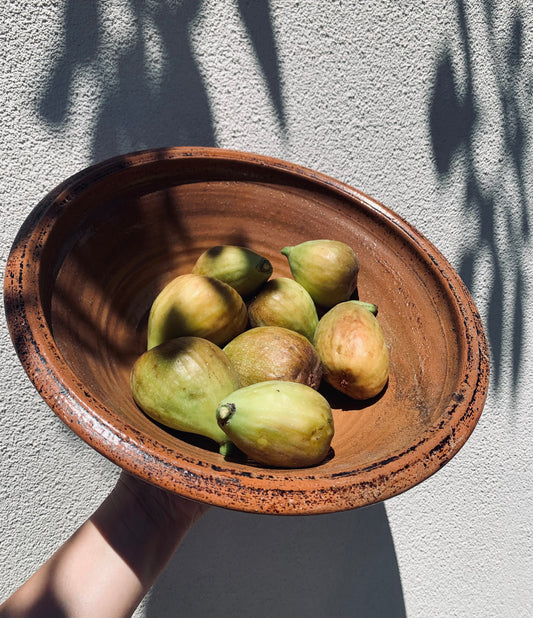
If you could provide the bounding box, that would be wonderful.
[38,0,216,159]
[35,2,405,617]
[429,0,530,399]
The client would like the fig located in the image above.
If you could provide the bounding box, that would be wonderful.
[130,336,241,450]
[147,273,248,349]
[247,277,318,341]
[223,326,322,388]
[281,239,359,308]
[216,380,334,468]
[313,300,389,400]
[192,245,273,297]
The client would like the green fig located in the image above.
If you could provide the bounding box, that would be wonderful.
[281,239,359,308]
[147,273,248,350]
[223,326,322,389]
[130,336,241,450]
[313,301,389,400]
[247,277,319,341]
[192,245,273,297]
[216,381,334,468]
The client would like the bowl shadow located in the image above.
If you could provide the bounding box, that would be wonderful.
[146,501,406,618]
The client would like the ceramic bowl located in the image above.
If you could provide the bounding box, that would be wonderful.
[4,147,489,514]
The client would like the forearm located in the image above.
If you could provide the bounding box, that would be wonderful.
[0,518,151,618]
[0,474,206,618]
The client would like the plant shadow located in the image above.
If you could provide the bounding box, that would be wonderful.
[429,0,529,400]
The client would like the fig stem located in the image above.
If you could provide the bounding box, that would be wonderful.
[218,441,235,457]
[258,258,273,273]
[281,246,292,258]
[351,300,378,315]
[217,402,235,426]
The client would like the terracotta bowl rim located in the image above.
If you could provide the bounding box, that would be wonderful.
[4,146,490,515]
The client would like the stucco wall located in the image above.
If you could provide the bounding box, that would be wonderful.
[1,1,532,616]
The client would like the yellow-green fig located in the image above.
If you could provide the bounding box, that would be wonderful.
[216,381,334,468]
[223,326,322,388]
[192,245,273,297]
[147,273,248,349]
[314,300,389,400]
[281,239,359,308]
[130,336,241,449]
[247,277,319,341]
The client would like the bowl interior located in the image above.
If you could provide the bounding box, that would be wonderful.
[7,148,488,514]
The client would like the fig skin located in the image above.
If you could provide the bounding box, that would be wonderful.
[147,273,248,349]
[130,336,241,448]
[223,326,323,389]
[247,277,319,341]
[281,239,359,308]
[192,245,273,297]
[313,301,389,400]
[216,380,334,468]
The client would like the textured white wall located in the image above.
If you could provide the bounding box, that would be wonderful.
[1,1,532,617]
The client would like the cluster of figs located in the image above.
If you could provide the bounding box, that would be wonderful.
[130,240,389,469]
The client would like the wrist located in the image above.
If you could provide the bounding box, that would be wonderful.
[91,472,203,590]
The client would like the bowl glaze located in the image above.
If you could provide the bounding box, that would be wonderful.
[4,147,489,514]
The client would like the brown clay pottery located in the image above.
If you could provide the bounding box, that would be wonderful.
[4,147,489,514]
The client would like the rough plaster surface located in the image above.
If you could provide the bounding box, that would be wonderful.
[1,1,532,617]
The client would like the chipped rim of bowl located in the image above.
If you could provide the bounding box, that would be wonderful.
[3,146,490,515]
